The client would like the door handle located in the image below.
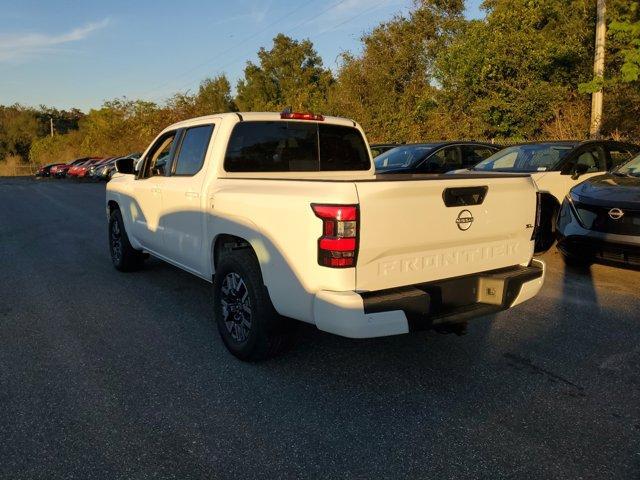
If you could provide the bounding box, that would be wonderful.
[151,186,161,194]
[209,196,215,209]
[443,186,488,207]
[185,191,200,199]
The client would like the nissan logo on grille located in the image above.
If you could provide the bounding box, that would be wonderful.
[608,208,624,220]
[456,210,474,231]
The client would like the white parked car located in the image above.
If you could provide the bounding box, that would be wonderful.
[106,111,546,360]
[451,141,640,250]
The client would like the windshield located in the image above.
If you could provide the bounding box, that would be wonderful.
[374,145,437,170]
[473,144,574,172]
[615,154,640,177]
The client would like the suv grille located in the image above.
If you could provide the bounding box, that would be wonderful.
[574,202,640,236]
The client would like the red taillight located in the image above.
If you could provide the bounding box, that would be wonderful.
[312,204,358,268]
[281,111,324,121]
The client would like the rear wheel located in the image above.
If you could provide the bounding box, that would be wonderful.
[213,249,292,361]
[109,209,145,271]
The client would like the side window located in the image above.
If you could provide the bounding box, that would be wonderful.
[607,145,636,170]
[493,151,518,169]
[576,147,606,173]
[562,146,606,174]
[173,125,214,176]
[461,145,494,168]
[441,146,461,170]
[423,147,460,173]
[140,132,178,179]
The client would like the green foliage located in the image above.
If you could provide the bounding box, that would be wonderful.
[27,75,235,165]
[328,2,464,142]
[29,130,85,166]
[3,0,640,169]
[579,0,640,94]
[578,76,604,94]
[195,76,237,114]
[436,0,595,139]
[236,34,333,112]
[609,1,640,82]
[0,104,83,162]
[0,105,40,160]
[165,75,237,120]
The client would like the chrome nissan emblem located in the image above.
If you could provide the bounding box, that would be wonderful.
[608,208,624,220]
[456,209,474,231]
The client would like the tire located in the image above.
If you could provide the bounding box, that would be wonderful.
[213,249,293,361]
[108,209,145,272]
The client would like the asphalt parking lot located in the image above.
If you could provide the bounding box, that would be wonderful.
[1,177,639,479]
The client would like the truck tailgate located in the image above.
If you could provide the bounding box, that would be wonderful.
[354,175,537,291]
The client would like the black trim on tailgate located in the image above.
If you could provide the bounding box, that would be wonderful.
[360,263,543,331]
[442,186,488,207]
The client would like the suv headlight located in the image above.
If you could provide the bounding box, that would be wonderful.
[565,192,595,229]
[567,191,580,204]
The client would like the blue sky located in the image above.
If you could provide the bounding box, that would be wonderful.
[0,0,483,111]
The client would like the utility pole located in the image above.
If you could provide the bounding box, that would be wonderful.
[50,117,54,137]
[590,0,606,138]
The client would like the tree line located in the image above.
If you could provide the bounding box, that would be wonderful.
[1,0,639,168]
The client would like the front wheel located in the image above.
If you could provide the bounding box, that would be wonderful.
[108,209,145,272]
[213,249,292,361]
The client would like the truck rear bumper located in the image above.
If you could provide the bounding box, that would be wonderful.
[313,259,545,338]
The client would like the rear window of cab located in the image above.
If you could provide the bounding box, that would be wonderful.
[224,121,370,172]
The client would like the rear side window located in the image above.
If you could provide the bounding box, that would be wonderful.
[607,145,637,169]
[423,146,461,172]
[577,149,604,172]
[173,125,214,176]
[224,121,370,172]
[461,145,496,167]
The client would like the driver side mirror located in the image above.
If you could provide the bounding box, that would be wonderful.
[115,157,134,175]
[571,163,589,180]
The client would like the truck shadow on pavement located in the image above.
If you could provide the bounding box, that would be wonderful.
[119,200,508,368]
[6,181,640,479]
[108,198,636,398]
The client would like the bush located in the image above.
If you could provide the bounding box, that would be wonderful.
[0,155,32,177]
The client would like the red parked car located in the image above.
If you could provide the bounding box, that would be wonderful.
[35,163,65,177]
[67,158,102,178]
[66,162,84,178]
[51,157,93,178]
[75,158,108,178]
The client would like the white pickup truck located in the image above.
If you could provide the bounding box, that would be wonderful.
[106,111,545,360]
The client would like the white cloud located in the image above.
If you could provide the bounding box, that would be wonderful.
[304,0,407,35]
[331,0,386,14]
[210,1,271,26]
[0,18,110,62]
[326,0,404,19]
[250,0,272,23]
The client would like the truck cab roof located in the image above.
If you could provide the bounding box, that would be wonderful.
[164,112,359,132]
